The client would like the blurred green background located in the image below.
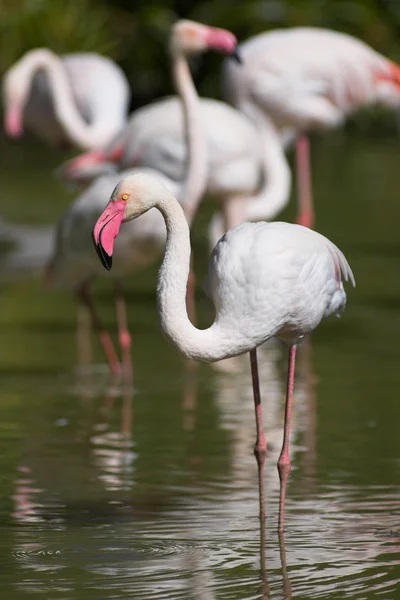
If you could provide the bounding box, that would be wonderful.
[2,0,400,118]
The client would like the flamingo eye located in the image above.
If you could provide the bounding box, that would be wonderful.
[121,193,129,201]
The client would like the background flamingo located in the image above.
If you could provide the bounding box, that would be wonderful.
[2,49,131,150]
[92,172,355,531]
[222,27,400,228]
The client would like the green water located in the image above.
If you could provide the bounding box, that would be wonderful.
[0,131,399,599]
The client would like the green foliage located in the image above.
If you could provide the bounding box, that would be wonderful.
[1,0,400,109]
[0,0,116,73]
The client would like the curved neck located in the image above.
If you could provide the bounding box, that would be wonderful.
[21,50,115,150]
[171,52,208,225]
[155,193,245,362]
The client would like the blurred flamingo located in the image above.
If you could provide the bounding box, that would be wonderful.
[2,49,130,150]
[93,172,355,530]
[222,27,400,228]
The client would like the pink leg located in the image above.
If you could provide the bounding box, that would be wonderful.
[76,283,120,376]
[295,135,314,229]
[114,280,133,383]
[278,344,297,533]
[250,348,267,520]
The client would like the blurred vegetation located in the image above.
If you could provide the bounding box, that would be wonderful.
[1,0,400,125]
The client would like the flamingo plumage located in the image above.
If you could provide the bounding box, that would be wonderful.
[92,172,355,531]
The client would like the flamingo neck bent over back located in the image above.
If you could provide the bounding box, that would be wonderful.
[4,49,119,150]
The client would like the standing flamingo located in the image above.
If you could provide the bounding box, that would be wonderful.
[92,172,355,530]
[222,27,400,228]
[2,49,131,150]
[46,20,241,376]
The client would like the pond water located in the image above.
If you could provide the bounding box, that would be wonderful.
[0,131,399,599]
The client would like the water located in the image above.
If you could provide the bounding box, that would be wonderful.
[0,131,399,599]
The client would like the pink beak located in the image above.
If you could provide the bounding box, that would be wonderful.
[92,200,125,270]
[4,106,23,138]
[204,28,242,63]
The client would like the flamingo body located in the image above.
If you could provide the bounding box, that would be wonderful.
[223,27,400,131]
[114,96,262,198]
[205,221,353,350]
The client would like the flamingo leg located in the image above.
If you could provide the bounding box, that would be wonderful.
[76,300,92,369]
[223,194,246,232]
[76,283,120,375]
[295,135,314,228]
[114,280,133,383]
[250,348,267,521]
[278,343,297,533]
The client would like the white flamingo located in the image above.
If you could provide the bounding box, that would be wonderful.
[46,20,241,376]
[222,27,400,228]
[92,172,355,531]
[2,49,131,150]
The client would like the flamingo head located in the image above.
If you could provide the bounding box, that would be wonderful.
[93,173,167,270]
[171,20,242,62]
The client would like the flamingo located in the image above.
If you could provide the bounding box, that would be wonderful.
[222,27,400,228]
[46,20,241,376]
[2,49,131,150]
[92,172,355,530]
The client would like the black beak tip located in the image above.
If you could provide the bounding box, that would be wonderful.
[92,231,113,271]
[232,46,243,64]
